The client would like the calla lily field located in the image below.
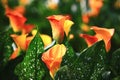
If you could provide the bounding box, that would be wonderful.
[0,0,120,80]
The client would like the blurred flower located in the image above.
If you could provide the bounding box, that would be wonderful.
[114,0,120,9]
[69,34,74,40]
[47,15,74,43]
[42,44,66,79]
[80,26,114,52]
[1,0,8,8]
[5,7,34,33]
[46,0,59,10]
[88,0,103,16]
[82,14,89,23]
[81,24,90,32]
[19,0,33,6]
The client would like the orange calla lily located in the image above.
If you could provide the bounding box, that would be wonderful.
[5,7,34,33]
[80,26,114,52]
[6,7,26,32]
[91,26,114,52]
[47,15,73,43]
[42,44,66,78]
[10,34,33,60]
[11,34,27,50]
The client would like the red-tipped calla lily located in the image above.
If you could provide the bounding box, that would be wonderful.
[5,7,34,33]
[47,15,73,43]
[42,44,66,78]
[80,26,114,52]
[80,34,98,47]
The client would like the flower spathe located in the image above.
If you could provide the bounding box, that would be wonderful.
[5,7,34,34]
[42,44,66,78]
[80,34,98,47]
[10,34,33,60]
[80,26,114,52]
[91,26,114,52]
[47,15,74,43]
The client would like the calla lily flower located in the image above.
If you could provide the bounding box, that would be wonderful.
[47,15,74,43]
[42,44,66,79]
[80,26,114,52]
[5,7,34,33]
[10,34,33,60]
[11,34,27,50]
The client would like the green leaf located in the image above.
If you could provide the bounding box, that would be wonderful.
[110,48,120,76]
[55,41,107,80]
[15,32,52,80]
[0,29,13,72]
[61,40,77,67]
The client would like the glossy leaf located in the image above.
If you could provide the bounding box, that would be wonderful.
[0,29,13,72]
[55,41,107,80]
[15,32,52,80]
[110,48,120,76]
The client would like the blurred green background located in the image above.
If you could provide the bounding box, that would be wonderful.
[0,0,120,53]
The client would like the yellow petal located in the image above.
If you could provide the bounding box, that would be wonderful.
[40,34,52,47]
[64,20,74,36]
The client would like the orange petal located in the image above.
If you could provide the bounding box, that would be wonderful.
[80,34,98,47]
[25,36,34,49]
[11,34,27,50]
[6,7,26,32]
[22,24,34,34]
[91,26,114,52]
[9,47,20,60]
[42,44,66,78]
